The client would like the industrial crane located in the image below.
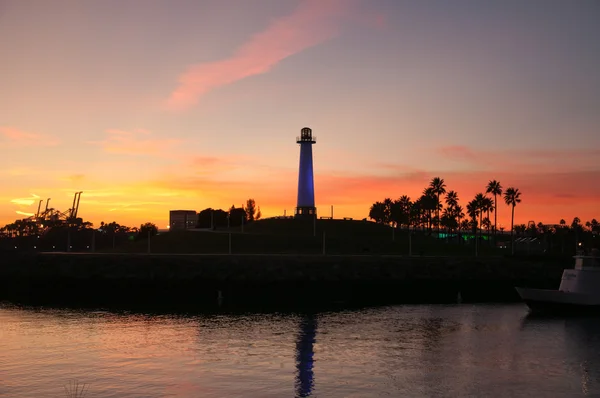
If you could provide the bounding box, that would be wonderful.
[68,191,83,221]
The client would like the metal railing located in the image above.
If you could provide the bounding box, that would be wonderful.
[296,136,316,143]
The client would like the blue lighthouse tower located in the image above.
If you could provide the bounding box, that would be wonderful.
[295,127,316,218]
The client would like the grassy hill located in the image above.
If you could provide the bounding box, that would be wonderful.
[110,218,502,256]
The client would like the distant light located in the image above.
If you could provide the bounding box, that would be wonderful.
[33,246,36,249]
[14,246,17,249]
[52,246,55,249]
[578,242,583,246]
[86,245,89,249]
[37,236,40,239]
[70,246,73,249]
[167,225,170,229]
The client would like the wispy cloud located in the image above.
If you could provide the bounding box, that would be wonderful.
[8,194,41,218]
[0,127,59,147]
[59,174,86,184]
[92,129,181,156]
[166,0,356,110]
[10,194,40,207]
[436,145,600,172]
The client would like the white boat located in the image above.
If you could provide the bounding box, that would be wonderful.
[516,254,600,313]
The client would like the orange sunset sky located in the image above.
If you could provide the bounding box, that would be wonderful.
[1,0,599,229]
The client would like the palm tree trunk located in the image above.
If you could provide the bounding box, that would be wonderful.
[479,213,482,249]
[510,205,515,255]
[437,194,440,234]
[494,194,498,241]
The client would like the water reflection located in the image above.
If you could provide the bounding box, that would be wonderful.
[4,303,600,397]
[295,316,316,397]
[564,317,600,396]
[521,314,600,396]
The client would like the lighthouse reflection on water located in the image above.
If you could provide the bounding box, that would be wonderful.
[295,316,317,397]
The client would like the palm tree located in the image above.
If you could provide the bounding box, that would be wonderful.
[482,218,492,234]
[486,180,503,238]
[466,199,479,236]
[473,193,487,237]
[397,195,412,229]
[504,187,522,255]
[445,190,459,209]
[383,198,393,225]
[369,201,387,224]
[572,217,582,250]
[429,177,446,233]
[591,219,599,234]
[421,188,438,234]
[453,204,465,244]
[410,198,423,231]
[454,205,465,227]
[481,196,494,242]
[441,207,459,235]
[559,219,566,253]
[459,219,471,236]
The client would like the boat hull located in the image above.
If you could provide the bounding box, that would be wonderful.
[516,287,600,314]
[522,299,600,315]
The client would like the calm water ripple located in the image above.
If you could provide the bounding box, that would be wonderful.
[2,303,600,397]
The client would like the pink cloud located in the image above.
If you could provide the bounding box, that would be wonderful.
[166,0,356,110]
[0,127,59,147]
[93,129,181,156]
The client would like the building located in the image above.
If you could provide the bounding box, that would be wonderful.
[169,210,197,230]
[295,127,317,218]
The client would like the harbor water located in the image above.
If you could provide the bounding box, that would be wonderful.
[1,303,599,397]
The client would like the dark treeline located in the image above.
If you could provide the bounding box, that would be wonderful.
[0,216,159,252]
[0,198,263,251]
[197,198,261,229]
[369,177,599,255]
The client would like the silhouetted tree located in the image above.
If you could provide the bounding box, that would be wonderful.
[410,198,423,231]
[515,224,527,235]
[460,219,471,233]
[369,201,387,224]
[256,206,262,221]
[138,222,158,238]
[559,218,567,253]
[441,208,459,233]
[246,199,257,222]
[504,187,522,255]
[421,188,438,234]
[480,195,494,239]
[445,190,459,209]
[429,177,446,232]
[590,219,599,234]
[486,180,503,237]
[229,206,247,227]
[197,208,213,228]
[466,199,479,234]
[197,208,228,228]
[472,193,488,240]
[214,209,228,227]
[390,196,411,229]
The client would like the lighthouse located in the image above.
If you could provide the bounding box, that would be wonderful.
[295,127,317,218]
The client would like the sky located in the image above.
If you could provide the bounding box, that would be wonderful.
[1,0,599,229]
